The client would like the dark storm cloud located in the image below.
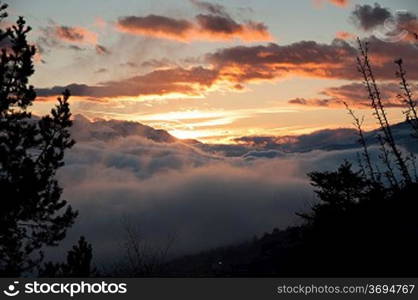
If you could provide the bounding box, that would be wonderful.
[351,3,392,30]
[351,3,418,39]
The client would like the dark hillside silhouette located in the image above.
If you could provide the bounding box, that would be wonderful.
[0,3,77,276]
[285,40,418,276]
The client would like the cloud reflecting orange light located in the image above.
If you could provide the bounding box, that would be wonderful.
[336,31,355,40]
[116,14,273,42]
[35,37,418,109]
[314,0,349,8]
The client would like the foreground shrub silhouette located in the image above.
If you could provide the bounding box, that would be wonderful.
[39,237,94,277]
[0,4,77,276]
[279,40,418,276]
[292,164,418,276]
[110,220,175,277]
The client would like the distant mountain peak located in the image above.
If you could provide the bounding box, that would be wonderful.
[71,114,177,143]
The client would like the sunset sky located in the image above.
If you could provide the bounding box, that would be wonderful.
[6,0,418,143]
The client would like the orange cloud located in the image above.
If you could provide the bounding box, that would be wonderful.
[116,14,272,42]
[314,0,349,8]
[207,40,358,82]
[94,17,107,29]
[207,37,418,83]
[117,15,193,41]
[36,67,219,100]
[336,31,355,40]
[36,37,418,101]
[329,0,349,7]
[33,51,44,64]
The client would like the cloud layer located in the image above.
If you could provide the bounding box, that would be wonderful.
[55,116,314,260]
[36,35,418,101]
[47,116,417,263]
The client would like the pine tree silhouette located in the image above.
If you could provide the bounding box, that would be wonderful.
[0,3,77,276]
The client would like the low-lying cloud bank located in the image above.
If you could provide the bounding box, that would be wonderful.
[53,116,416,264]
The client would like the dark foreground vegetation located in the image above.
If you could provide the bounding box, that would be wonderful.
[1,4,418,277]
